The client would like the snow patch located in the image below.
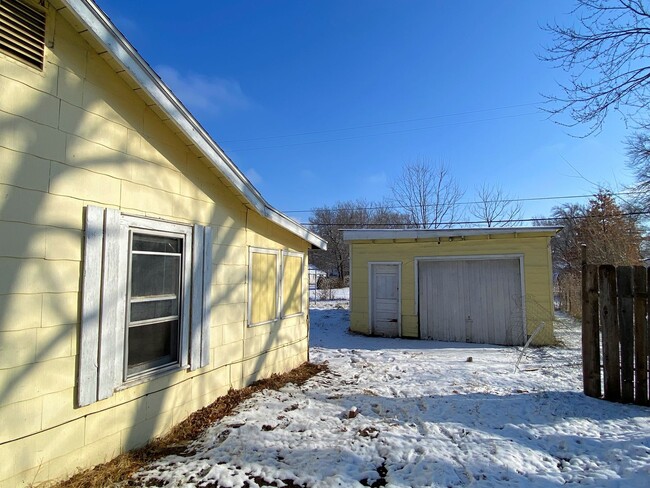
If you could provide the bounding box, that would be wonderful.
[131,307,650,487]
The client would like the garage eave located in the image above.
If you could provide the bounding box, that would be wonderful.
[342,227,563,243]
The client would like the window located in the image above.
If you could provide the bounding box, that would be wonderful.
[248,247,304,326]
[78,206,212,406]
[282,251,303,317]
[126,231,184,377]
[0,0,46,70]
[249,248,279,326]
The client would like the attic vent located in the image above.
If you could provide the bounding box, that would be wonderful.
[0,0,46,70]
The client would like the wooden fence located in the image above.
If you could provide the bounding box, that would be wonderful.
[582,256,650,405]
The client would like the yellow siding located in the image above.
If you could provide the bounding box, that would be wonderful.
[349,235,555,345]
[0,5,311,486]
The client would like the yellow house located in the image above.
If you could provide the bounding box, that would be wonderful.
[0,0,326,486]
[343,227,560,347]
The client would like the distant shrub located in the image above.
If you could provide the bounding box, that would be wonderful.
[317,276,343,290]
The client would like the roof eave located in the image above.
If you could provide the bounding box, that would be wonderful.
[62,0,327,250]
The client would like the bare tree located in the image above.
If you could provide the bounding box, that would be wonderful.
[536,202,588,316]
[539,192,643,317]
[542,1,650,214]
[536,203,587,275]
[308,199,408,279]
[626,132,650,208]
[469,184,523,227]
[391,160,464,229]
[542,0,650,134]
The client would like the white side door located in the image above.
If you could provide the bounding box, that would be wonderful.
[370,263,400,337]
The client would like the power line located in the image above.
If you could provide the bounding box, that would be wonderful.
[301,210,650,228]
[282,189,645,214]
[220,102,541,144]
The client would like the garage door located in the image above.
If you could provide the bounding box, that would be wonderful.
[418,258,525,345]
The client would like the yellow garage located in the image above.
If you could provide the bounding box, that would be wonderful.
[343,227,561,346]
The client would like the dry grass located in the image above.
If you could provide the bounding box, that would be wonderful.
[46,362,327,488]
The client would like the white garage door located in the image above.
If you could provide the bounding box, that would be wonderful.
[418,258,525,345]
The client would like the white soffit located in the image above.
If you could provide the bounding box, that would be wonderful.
[60,0,326,250]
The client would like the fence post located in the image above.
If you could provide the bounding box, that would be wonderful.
[599,265,621,402]
[617,267,634,403]
[581,245,601,398]
[633,266,648,405]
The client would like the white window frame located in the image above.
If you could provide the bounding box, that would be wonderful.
[281,250,305,319]
[121,215,193,383]
[247,247,306,326]
[78,206,212,406]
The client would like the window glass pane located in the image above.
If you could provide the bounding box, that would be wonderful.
[131,254,180,298]
[127,320,178,375]
[127,231,184,378]
[133,234,181,253]
[130,299,178,322]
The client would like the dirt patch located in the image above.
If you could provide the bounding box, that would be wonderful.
[45,362,327,488]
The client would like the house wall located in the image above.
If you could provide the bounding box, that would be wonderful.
[348,233,556,345]
[0,5,310,487]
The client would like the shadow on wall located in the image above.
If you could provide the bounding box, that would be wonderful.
[245,245,309,389]
[0,39,274,480]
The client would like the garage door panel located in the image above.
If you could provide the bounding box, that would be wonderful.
[419,261,468,342]
[474,258,522,345]
[419,258,524,345]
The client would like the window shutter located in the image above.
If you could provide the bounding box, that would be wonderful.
[78,206,122,406]
[97,208,121,400]
[78,206,103,407]
[190,224,212,370]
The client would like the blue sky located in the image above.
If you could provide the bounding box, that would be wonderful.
[96,0,632,224]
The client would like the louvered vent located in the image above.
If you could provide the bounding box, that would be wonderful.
[0,0,46,70]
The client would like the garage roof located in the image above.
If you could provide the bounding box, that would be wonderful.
[342,227,562,242]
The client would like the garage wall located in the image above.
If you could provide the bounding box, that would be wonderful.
[348,232,555,345]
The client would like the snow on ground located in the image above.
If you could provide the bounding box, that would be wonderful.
[309,286,350,301]
[131,295,650,487]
